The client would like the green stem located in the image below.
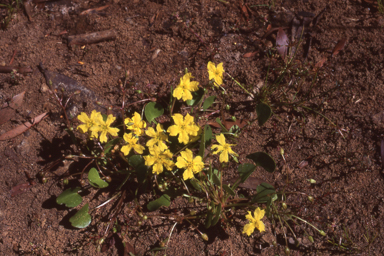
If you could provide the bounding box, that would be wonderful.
[226,73,253,98]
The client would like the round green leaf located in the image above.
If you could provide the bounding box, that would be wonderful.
[238,163,256,183]
[147,194,171,211]
[203,95,216,111]
[88,167,109,188]
[69,203,91,228]
[246,152,276,173]
[56,187,82,208]
[145,102,164,123]
[256,102,272,126]
[128,155,144,168]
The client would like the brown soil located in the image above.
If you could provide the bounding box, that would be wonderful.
[1,0,384,255]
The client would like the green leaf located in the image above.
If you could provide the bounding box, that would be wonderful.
[104,137,122,154]
[145,102,164,123]
[198,125,212,158]
[251,182,276,204]
[238,163,256,183]
[215,118,228,132]
[189,179,201,191]
[56,187,82,208]
[223,184,235,196]
[88,168,109,188]
[69,203,92,228]
[205,209,213,229]
[247,152,276,173]
[147,194,171,211]
[203,96,216,111]
[256,102,272,126]
[212,172,221,187]
[129,155,148,184]
[129,155,145,167]
[186,88,204,107]
[211,203,222,226]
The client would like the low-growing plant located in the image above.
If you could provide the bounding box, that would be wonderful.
[41,61,326,254]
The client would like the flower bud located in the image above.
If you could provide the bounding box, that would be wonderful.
[225,105,230,110]
[319,230,326,236]
[143,215,148,220]
[308,196,314,202]
[201,233,208,241]
[308,236,314,243]
[80,180,86,187]
[231,116,236,121]
[284,247,290,255]
[63,179,69,185]
[105,176,112,182]
[282,202,287,210]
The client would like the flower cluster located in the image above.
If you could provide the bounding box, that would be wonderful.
[76,62,233,180]
[77,110,119,143]
[173,62,225,103]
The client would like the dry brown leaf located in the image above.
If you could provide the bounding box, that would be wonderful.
[0,112,48,141]
[243,51,257,58]
[314,56,327,69]
[331,38,347,57]
[0,91,25,126]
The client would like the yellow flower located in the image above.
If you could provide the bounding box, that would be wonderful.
[91,114,120,143]
[77,110,102,138]
[173,73,199,101]
[207,61,224,86]
[125,112,146,136]
[211,134,238,163]
[167,113,200,144]
[121,133,145,155]
[176,149,204,180]
[243,208,266,236]
[144,145,174,175]
[145,123,168,151]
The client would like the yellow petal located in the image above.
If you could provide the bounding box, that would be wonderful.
[178,130,190,144]
[217,62,224,73]
[172,113,184,126]
[152,163,164,175]
[99,131,108,143]
[254,208,265,220]
[121,145,132,155]
[146,127,156,137]
[77,124,89,133]
[134,144,145,154]
[176,156,188,169]
[214,76,223,86]
[243,223,255,236]
[216,134,226,145]
[167,125,180,137]
[181,90,193,101]
[219,151,229,163]
[105,114,116,126]
[173,86,184,100]
[77,112,90,123]
[207,61,216,73]
[256,220,266,232]
[108,127,119,136]
[183,168,194,180]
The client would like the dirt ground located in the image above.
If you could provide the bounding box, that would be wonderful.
[1,0,384,255]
